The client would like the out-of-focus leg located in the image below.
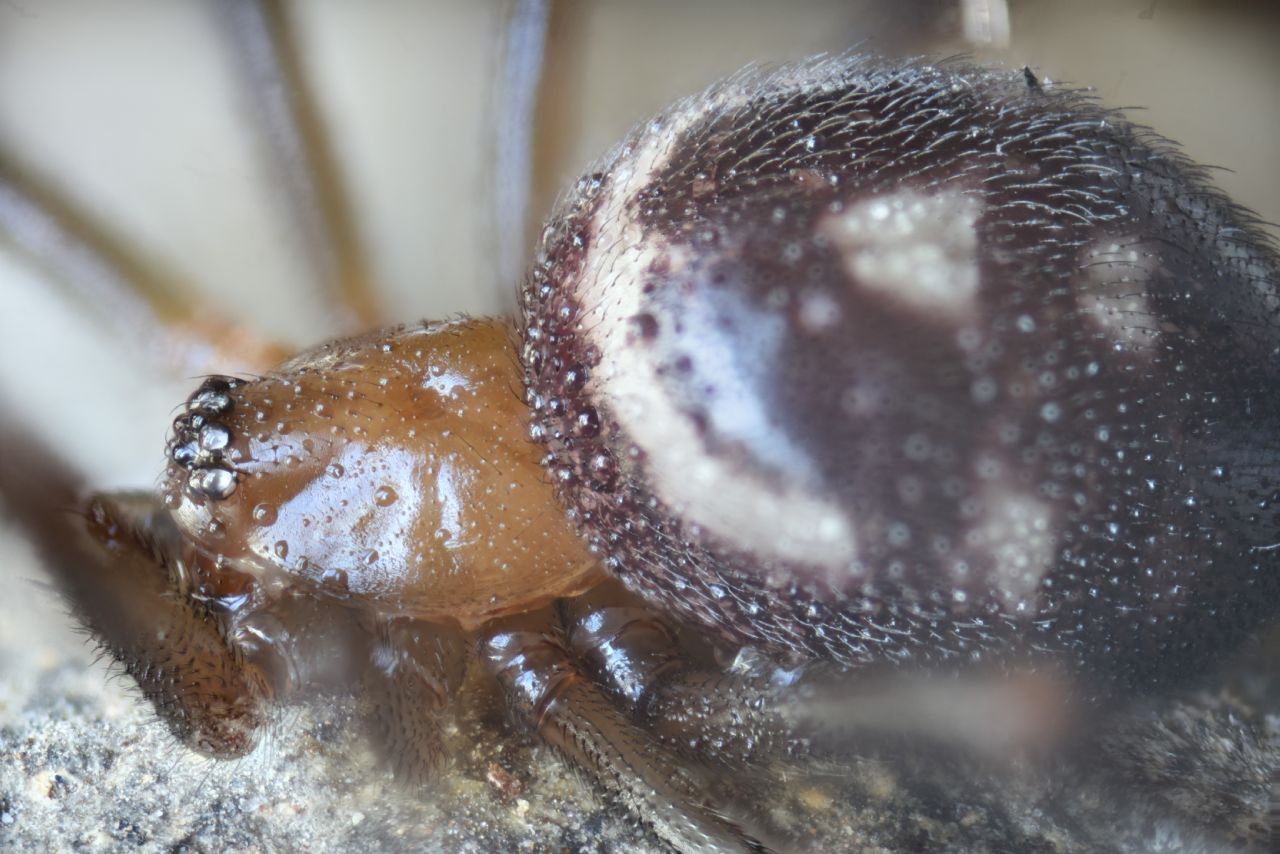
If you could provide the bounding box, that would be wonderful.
[564,606,809,768]
[0,424,270,757]
[491,0,553,303]
[564,602,1070,766]
[217,0,381,332]
[365,618,467,785]
[0,154,285,376]
[2,0,383,384]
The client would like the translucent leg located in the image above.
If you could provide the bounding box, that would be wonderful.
[0,153,286,375]
[483,629,772,854]
[491,0,552,303]
[565,603,1072,764]
[2,0,381,380]
[217,0,381,331]
[565,606,808,768]
[366,618,466,784]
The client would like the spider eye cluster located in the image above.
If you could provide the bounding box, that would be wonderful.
[520,57,1280,689]
[168,375,243,501]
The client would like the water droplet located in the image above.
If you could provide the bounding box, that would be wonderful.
[189,381,233,414]
[574,407,601,438]
[588,452,616,487]
[327,462,345,479]
[320,567,349,589]
[188,467,236,500]
[199,424,231,452]
[362,549,379,565]
[903,433,932,462]
[273,540,289,559]
[171,441,198,467]
[971,376,997,404]
[797,290,841,332]
[374,486,399,507]
[252,503,277,525]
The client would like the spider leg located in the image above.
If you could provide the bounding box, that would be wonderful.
[2,0,380,383]
[483,628,774,854]
[490,0,553,305]
[0,424,270,758]
[563,601,1072,769]
[563,604,811,769]
[216,0,381,332]
[365,617,467,785]
[0,152,285,375]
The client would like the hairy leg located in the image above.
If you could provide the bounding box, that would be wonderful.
[564,605,809,768]
[365,618,466,784]
[483,627,771,854]
[79,493,271,757]
[563,599,1071,768]
[0,424,270,758]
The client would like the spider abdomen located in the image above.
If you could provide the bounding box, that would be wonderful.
[521,57,1280,688]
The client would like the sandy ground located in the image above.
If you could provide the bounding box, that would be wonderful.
[2,542,1277,852]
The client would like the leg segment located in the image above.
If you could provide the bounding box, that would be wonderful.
[217,0,381,331]
[365,618,466,784]
[565,606,810,768]
[0,153,285,375]
[564,604,1070,763]
[483,629,772,854]
[81,494,271,758]
[0,425,270,758]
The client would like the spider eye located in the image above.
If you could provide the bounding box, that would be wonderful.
[522,57,1280,686]
[168,376,242,501]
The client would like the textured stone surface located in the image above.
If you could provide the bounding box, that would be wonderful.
[3,526,1277,852]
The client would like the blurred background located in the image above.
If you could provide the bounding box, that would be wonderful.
[0,0,1277,846]
[1,0,1277,489]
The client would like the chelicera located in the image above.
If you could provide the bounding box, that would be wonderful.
[5,46,1279,853]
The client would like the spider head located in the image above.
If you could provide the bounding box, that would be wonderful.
[159,318,601,623]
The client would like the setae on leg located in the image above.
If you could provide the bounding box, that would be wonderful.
[78,493,271,758]
[483,628,773,854]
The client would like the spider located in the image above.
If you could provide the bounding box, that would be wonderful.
[2,1,1280,854]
